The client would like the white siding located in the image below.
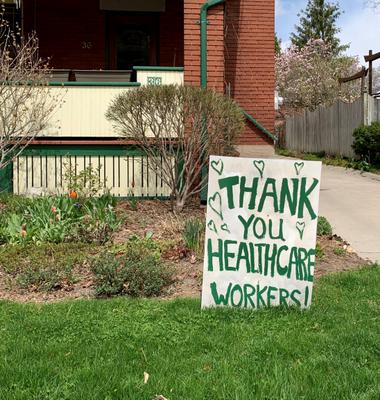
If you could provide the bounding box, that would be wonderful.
[44,86,137,138]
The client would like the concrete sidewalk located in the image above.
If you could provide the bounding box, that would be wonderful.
[319,166,380,263]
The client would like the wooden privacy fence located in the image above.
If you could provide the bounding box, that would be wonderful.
[285,94,380,158]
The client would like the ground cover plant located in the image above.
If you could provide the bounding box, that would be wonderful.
[0,265,378,400]
[0,243,97,292]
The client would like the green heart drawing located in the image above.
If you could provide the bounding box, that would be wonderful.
[208,192,223,220]
[253,160,265,179]
[294,162,305,176]
[296,221,306,240]
[221,223,230,233]
[211,159,224,176]
[207,220,218,234]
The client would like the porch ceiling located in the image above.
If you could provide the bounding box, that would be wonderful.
[99,0,166,12]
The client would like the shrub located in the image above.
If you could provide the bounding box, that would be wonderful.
[352,122,380,165]
[91,238,172,297]
[183,217,205,254]
[106,85,245,213]
[317,216,333,236]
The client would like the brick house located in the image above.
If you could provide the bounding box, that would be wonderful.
[1,0,275,197]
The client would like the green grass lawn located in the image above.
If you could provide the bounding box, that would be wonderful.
[0,266,379,400]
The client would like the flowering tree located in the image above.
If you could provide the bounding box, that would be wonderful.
[0,12,58,170]
[276,39,362,113]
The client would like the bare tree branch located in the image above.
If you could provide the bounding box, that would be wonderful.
[0,9,60,171]
[106,85,244,213]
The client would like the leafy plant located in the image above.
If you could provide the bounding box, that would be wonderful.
[183,217,205,254]
[128,189,138,211]
[72,193,121,244]
[317,216,333,236]
[352,122,380,165]
[315,243,324,258]
[64,162,106,198]
[0,194,120,245]
[91,238,172,297]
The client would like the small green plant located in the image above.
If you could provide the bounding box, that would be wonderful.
[183,217,205,254]
[333,247,346,256]
[317,216,333,236]
[315,243,324,259]
[128,189,138,211]
[64,162,106,198]
[91,238,172,297]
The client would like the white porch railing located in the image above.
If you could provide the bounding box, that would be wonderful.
[44,67,184,138]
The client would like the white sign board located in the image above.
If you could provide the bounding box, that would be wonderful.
[201,156,322,309]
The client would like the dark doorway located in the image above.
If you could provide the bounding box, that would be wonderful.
[107,14,159,70]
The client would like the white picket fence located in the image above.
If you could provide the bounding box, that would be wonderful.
[285,94,380,158]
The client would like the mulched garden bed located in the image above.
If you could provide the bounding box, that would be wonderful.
[0,200,370,303]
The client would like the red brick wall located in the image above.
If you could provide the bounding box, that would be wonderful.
[225,0,275,145]
[183,0,275,145]
[22,0,184,69]
[184,0,224,93]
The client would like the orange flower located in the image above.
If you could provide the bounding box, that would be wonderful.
[52,206,57,213]
[20,224,27,238]
[69,190,78,199]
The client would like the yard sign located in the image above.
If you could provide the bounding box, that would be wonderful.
[201,156,322,309]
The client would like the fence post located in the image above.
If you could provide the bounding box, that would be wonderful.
[363,93,369,125]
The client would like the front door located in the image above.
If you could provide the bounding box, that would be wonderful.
[107,15,159,70]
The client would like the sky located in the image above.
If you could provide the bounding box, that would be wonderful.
[276,0,379,61]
